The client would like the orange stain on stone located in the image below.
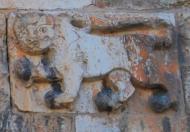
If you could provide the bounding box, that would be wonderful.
[132,63,148,82]
[138,27,167,37]
[159,63,178,74]
[16,49,25,58]
[23,90,30,110]
[140,49,149,60]
[157,27,168,37]
[90,16,105,26]
[145,116,162,132]
[46,15,55,25]
[92,83,101,97]
[92,88,100,97]
[95,1,109,8]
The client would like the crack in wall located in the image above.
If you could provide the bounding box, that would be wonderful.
[5,16,12,110]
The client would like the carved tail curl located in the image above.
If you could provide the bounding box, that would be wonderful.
[130,76,167,91]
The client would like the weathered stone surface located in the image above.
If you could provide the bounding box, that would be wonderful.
[0,110,33,132]
[95,0,190,9]
[0,112,73,132]
[181,66,190,113]
[75,111,183,132]
[75,81,102,113]
[8,11,179,114]
[179,117,190,132]
[0,1,187,131]
[6,113,31,132]
[0,0,187,131]
[94,70,135,112]
[75,115,120,132]
[177,12,190,114]
[0,0,189,10]
[119,114,182,132]
[31,114,74,132]
[177,13,190,66]
[0,14,10,113]
[0,0,92,9]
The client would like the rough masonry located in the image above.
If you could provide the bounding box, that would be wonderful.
[0,0,189,131]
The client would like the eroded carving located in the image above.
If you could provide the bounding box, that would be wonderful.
[14,57,32,82]
[32,57,62,83]
[9,12,176,113]
[95,69,134,111]
[131,77,177,113]
[44,82,64,109]
[148,89,174,113]
[13,13,56,54]
[70,19,87,29]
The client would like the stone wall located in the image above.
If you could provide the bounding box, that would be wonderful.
[0,0,189,132]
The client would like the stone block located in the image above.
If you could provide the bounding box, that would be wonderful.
[119,114,181,132]
[0,0,92,9]
[31,114,74,132]
[0,14,10,113]
[0,0,189,10]
[75,112,183,132]
[6,113,31,132]
[95,0,190,9]
[176,12,190,114]
[75,81,102,113]
[75,115,120,132]
[8,11,180,115]
[177,13,190,65]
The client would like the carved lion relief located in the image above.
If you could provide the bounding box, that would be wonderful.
[8,12,178,113]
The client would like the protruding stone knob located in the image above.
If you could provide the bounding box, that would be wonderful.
[148,90,172,113]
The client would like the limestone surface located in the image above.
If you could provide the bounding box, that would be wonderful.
[8,11,178,114]
[0,14,10,113]
[0,0,93,9]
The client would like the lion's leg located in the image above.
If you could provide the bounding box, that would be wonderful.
[95,69,135,111]
[130,74,176,113]
[44,65,83,109]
